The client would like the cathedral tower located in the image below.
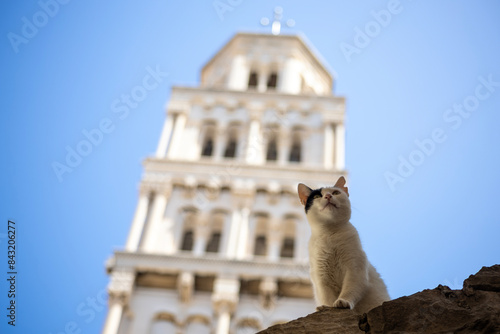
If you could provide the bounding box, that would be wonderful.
[103,31,346,334]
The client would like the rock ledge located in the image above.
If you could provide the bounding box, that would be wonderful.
[258,265,500,334]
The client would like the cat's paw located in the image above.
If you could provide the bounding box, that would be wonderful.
[332,298,354,309]
[316,305,332,312]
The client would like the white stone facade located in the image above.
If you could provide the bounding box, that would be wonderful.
[103,32,346,334]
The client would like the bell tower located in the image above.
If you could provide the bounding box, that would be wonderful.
[103,31,346,334]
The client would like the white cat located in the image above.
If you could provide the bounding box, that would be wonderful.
[297,176,390,314]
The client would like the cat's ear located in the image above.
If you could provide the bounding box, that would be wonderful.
[334,176,349,197]
[297,183,312,206]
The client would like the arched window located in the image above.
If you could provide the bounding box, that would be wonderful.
[267,72,278,90]
[280,218,296,258]
[224,123,239,158]
[224,139,237,158]
[254,235,267,256]
[266,136,278,161]
[248,72,258,89]
[185,315,211,334]
[179,209,197,251]
[205,210,225,253]
[205,232,221,253]
[181,231,194,251]
[201,136,214,157]
[253,214,269,256]
[280,237,295,258]
[289,140,301,162]
[201,122,216,157]
[289,128,302,163]
[150,313,177,334]
[235,318,262,334]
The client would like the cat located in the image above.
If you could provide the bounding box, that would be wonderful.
[297,176,390,314]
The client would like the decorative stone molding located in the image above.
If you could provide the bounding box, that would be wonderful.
[139,179,172,196]
[259,278,278,309]
[166,100,190,116]
[267,181,281,205]
[107,269,135,306]
[231,179,256,200]
[182,176,197,199]
[107,251,311,280]
[212,277,240,315]
[143,157,347,187]
[177,272,194,303]
[268,218,283,244]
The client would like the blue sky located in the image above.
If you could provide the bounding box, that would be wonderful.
[1,1,499,332]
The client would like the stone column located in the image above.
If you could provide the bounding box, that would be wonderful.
[219,212,232,256]
[102,294,125,334]
[278,128,290,165]
[245,214,257,258]
[235,207,250,260]
[267,218,282,262]
[141,185,171,253]
[227,55,248,91]
[212,277,239,334]
[155,112,175,158]
[335,123,345,170]
[245,112,263,165]
[125,186,150,252]
[102,270,134,334]
[161,187,178,255]
[257,69,268,93]
[167,112,187,159]
[225,209,241,258]
[323,123,335,169]
[214,303,231,334]
[213,126,226,161]
[280,58,301,94]
[193,212,210,256]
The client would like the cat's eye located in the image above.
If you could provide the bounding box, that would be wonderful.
[313,194,321,199]
[333,190,341,195]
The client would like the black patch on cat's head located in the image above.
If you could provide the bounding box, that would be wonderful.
[305,188,322,214]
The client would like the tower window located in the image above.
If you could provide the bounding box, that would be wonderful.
[181,230,194,251]
[289,140,301,162]
[267,72,278,90]
[266,137,278,161]
[224,138,237,158]
[206,232,221,253]
[254,235,267,256]
[248,72,258,89]
[201,136,214,157]
[280,237,295,258]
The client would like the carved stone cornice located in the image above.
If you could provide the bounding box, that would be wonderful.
[143,158,348,191]
[212,277,240,315]
[166,100,190,116]
[110,251,311,281]
[259,277,278,309]
[177,272,194,303]
[139,179,172,196]
[107,268,135,305]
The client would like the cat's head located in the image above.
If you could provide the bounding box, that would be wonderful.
[297,176,351,225]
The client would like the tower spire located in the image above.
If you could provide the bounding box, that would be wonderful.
[260,7,295,35]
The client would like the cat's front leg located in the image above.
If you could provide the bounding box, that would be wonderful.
[313,282,336,311]
[335,268,368,310]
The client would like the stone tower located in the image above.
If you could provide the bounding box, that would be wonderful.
[103,32,346,334]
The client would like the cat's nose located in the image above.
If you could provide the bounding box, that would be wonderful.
[324,193,332,200]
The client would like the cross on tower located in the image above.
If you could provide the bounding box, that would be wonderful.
[260,7,295,35]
